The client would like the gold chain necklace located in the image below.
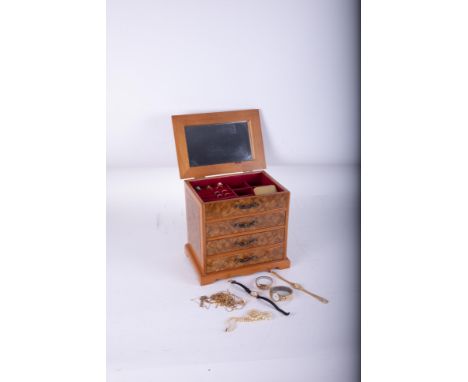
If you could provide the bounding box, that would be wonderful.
[194,290,246,311]
[225,309,272,332]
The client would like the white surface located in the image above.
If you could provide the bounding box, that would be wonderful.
[107,0,360,167]
[107,165,359,381]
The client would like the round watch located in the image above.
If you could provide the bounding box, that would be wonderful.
[255,275,273,290]
[270,286,293,302]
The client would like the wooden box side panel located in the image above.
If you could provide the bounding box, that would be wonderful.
[283,191,291,260]
[185,183,204,271]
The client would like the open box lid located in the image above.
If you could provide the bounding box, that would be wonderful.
[172,109,266,179]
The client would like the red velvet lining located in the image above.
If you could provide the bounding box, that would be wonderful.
[190,171,284,202]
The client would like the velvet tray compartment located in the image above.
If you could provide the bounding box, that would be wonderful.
[190,171,285,202]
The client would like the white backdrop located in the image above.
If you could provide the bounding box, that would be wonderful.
[107,0,359,168]
[107,1,360,381]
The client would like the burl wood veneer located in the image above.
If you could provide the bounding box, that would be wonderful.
[173,109,291,285]
[182,171,291,285]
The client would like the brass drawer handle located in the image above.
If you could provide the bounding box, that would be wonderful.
[236,255,258,264]
[235,238,257,247]
[235,202,259,210]
[233,220,257,229]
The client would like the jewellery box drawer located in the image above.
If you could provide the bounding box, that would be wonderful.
[206,211,286,238]
[204,193,288,221]
[206,228,285,256]
[206,246,284,273]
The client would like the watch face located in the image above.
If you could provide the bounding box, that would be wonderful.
[272,292,280,302]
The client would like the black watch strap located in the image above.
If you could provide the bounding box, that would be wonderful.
[229,280,290,316]
[229,280,252,294]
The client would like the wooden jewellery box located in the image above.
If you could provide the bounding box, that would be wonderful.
[172,109,291,285]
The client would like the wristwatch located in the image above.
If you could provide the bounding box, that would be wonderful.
[228,280,290,316]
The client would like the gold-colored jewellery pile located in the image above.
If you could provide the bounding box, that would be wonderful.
[193,270,329,332]
[195,290,246,311]
[225,309,272,332]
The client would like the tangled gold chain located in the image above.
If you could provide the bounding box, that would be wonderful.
[195,290,246,311]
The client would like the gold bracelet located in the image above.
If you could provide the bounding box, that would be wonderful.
[225,309,272,332]
[269,270,329,304]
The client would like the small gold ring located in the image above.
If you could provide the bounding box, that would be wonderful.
[255,276,273,290]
